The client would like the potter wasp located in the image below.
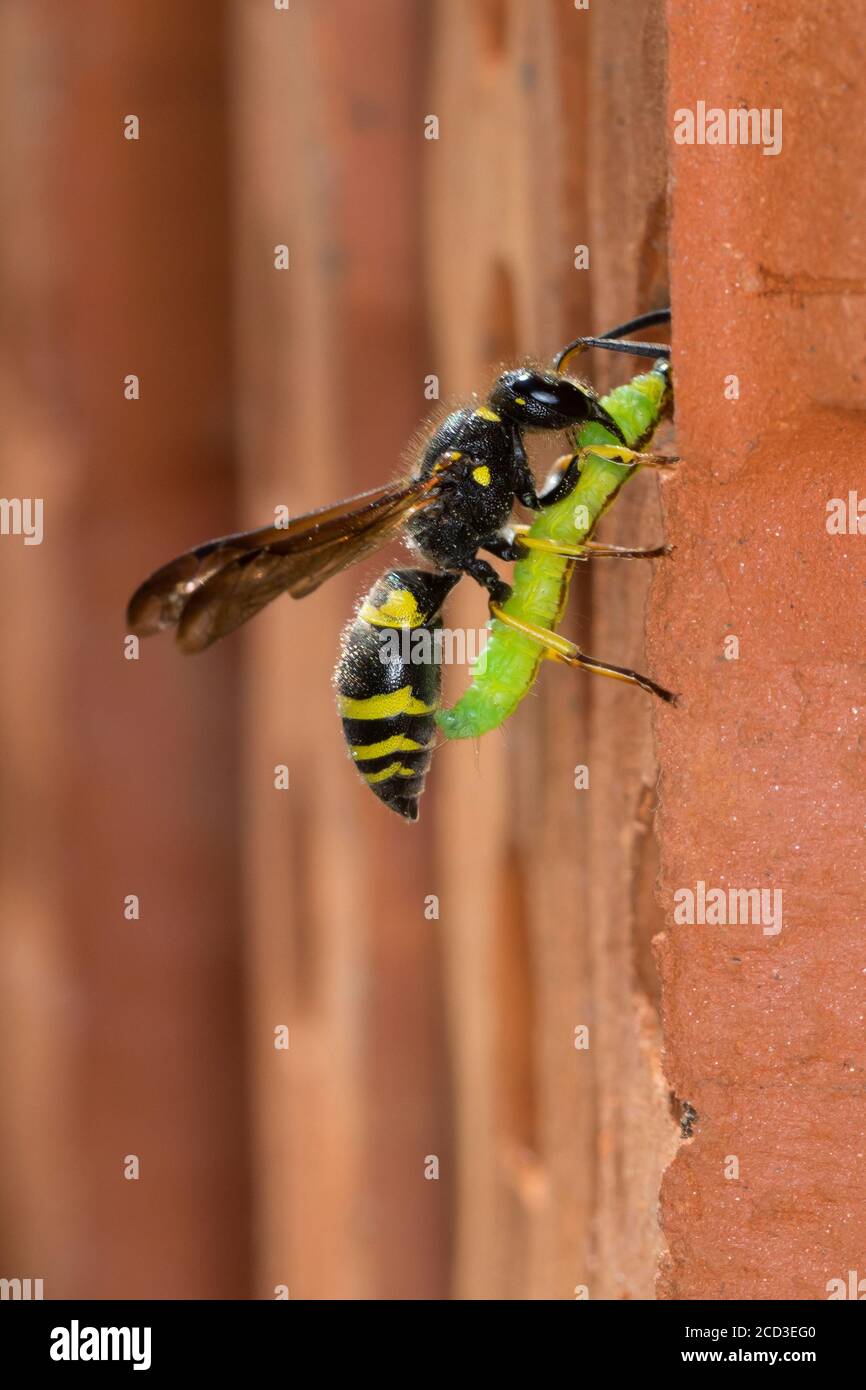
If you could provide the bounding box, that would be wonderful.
[127,309,673,819]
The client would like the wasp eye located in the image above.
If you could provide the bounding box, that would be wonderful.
[526,387,559,407]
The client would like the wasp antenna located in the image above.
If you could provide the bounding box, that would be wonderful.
[554,307,672,373]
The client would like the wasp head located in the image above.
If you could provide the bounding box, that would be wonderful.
[488,368,626,442]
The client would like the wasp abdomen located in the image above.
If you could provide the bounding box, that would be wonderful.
[335,569,460,821]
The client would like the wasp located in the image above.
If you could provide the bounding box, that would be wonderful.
[127,309,674,820]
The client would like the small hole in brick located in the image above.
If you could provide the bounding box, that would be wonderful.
[669,1095,698,1137]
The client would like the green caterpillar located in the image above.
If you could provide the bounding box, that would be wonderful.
[435,359,673,740]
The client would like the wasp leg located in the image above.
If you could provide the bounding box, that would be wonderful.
[483,533,525,564]
[513,425,588,510]
[574,444,679,472]
[515,431,645,515]
[575,539,671,558]
[530,444,677,514]
[508,527,671,561]
[514,441,595,511]
[535,451,581,507]
[462,555,513,607]
[510,426,538,509]
[489,603,677,703]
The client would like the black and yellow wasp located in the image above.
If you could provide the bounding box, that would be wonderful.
[128,310,672,819]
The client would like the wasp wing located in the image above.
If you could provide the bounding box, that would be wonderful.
[127,473,444,653]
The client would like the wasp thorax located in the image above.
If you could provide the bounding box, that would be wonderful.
[488,369,595,429]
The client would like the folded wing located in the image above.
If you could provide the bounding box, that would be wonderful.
[127,474,444,653]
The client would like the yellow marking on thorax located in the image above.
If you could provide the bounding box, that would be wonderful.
[473,406,501,422]
[363,761,419,784]
[472,465,491,487]
[339,685,434,720]
[351,733,427,761]
[359,588,424,628]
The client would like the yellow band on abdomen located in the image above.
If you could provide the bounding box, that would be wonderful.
[351,733,427,761]
[339,685,434,720]
[363,761,419,784]
[358,588,424,628]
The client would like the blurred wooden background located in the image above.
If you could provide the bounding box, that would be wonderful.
[0,0,679,1299]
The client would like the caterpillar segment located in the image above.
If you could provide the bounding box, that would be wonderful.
[336,568,460,821]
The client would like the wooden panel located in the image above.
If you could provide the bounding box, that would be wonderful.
[233,0,451,1300]
[427,0,678,1299]
[0,1,249,1297]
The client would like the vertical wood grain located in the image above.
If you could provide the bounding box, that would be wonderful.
[233,0,451,1300]
[0,0,250,1297]
[427,0,678,1299]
